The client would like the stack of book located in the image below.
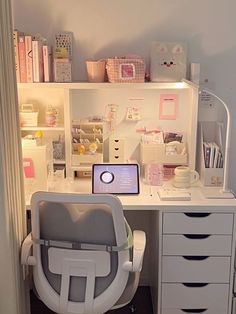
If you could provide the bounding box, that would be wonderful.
[13,30,52,83]
[203,141,223,168]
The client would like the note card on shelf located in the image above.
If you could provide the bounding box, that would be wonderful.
[159,94,178,120]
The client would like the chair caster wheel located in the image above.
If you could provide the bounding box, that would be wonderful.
[129,304,137,313]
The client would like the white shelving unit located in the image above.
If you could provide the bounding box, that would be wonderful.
[17,80,199,178]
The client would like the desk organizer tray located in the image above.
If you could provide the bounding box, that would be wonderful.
[140,142,187,164]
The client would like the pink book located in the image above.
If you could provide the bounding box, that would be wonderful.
[13,30,23,82]
[18,35,27,83]
[25,35,33,83]
[32,40,43,82]
[43,45,52,82]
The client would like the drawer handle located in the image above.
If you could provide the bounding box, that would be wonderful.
[114,140,119,143]
[114,148,119,151]
[181,310,207,313]
[182,283,208,287]
[182,256,209,261]
[183,234,210,239]
[114,156,119,159]
[184,213,211,218]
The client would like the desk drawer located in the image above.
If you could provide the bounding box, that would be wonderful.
[162,309,226,314]
[162,256,230,283]
[162,234,232,256]
[161,283,229,309]
[163,212,233,234]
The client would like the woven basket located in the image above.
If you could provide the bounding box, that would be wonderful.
[106,58,145,83]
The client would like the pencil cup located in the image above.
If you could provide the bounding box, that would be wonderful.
[86,60,106,83]
[173,166,199,188]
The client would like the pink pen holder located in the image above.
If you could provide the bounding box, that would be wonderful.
[86,60,106,83]
[144,164,163,186]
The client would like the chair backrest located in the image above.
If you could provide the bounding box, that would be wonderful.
[31,191,131,314]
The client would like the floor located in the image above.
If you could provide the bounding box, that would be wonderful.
[30,286,153,314]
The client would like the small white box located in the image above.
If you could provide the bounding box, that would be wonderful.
[19,104,38,127]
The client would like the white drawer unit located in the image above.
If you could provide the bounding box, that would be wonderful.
[161,283,229,310]
[162,234,232,256]
[159,211,235,314]
[162,256,231,283]
[109,137,126,163]
[162,212,233,234]
[162,309,224,314]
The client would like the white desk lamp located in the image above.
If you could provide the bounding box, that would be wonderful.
[200,88,234,199]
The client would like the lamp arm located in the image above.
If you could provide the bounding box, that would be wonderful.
[201,89,231,193]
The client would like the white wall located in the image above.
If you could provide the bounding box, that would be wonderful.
[12,0,236,191]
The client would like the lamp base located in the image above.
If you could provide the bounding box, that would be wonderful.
[201,187,235,199]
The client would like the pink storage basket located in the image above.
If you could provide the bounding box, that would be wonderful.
[106,57,145,83]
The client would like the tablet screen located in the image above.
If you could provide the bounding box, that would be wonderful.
[92,164,140,195]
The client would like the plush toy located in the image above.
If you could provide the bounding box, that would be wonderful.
[150,42,187,82]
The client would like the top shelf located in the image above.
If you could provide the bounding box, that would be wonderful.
[17,80,198,90]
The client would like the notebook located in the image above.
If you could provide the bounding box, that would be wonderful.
[92,164,140,195]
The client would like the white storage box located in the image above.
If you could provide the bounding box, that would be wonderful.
[71,153,103,166]
[22,143,53,201]
[19,104,38,127]
[140,142,187,165]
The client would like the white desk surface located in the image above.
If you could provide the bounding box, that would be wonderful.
[25,178,236,211]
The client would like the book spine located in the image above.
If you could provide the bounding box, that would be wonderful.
[32,40,43,82]
[25,35,33,83]
[203,142,210,168]
[18,36,27,83]
[43,45,52,82]
[13,30,22,82]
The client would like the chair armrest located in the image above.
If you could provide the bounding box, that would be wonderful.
[123,230,146,272]
[21,233,36,265]
[132,230,146,272]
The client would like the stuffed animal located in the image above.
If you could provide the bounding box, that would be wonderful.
[150,42,187,82]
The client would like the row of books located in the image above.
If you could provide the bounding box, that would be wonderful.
[13,30,52,83]
[203,141,223,168]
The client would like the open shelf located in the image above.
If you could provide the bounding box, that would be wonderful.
[17,81,194,90]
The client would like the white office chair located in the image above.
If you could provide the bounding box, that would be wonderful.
[21,191,146,314]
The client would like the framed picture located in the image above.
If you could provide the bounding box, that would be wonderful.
[159,94,178,120]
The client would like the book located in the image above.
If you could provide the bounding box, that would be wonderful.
[18,36,27,83]
[209,142,215,168]
[13,30,23,82]
[42,45,52,82]
[213,143,220,168]
[25,35,33,83]
[203,142,210,168]
[32,40,43,82]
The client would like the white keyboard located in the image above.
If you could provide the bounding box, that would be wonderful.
[157,187,191,201]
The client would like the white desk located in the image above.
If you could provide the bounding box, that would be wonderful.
[26,180,236,314]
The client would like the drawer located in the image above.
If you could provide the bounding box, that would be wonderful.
[163,212,233,234]
[109,146,125,155]
[109,154,125,162]
[161,283,229,310]
[162,309,227,314]
[109,138,125,149]
[162,256,231,283]
[162,234,232,256]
